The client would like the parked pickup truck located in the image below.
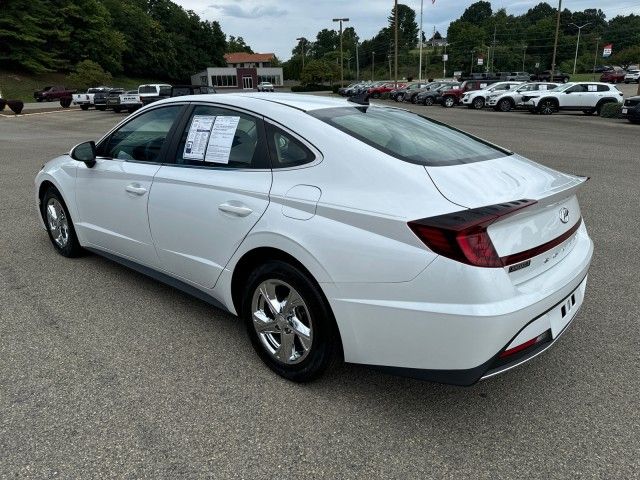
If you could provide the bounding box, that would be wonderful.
[119,90,143,113]
[34,85,76,102]
[138,84,172,106]
[72,87,110,110]
[170,85,217,97]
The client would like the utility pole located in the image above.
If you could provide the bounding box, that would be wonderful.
[593,37,600,81]
[470,49,475,74]
[394,0,399,88]
[418,0,424,81]
[372,51,375,81]
[388,54,392,80]
[491,25,497,72]
[332,17,349,87]
[522,45,527,71]
[295,37,306,71]
[355,42,360,81]
[569,22,591,74]
[345,56,352,77]
[551,0,562,72]
[443,43,447,78]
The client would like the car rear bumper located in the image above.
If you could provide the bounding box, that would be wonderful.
[327,223,593,385]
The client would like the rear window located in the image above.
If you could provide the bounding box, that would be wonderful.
[139,85,157,94]
[309,106,510,166]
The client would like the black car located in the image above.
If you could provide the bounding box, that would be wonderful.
[391,82,431,102]
[531,70,570,83]
[404,82,443,103]
[170,85,217,97]
[593,65,613,74]
[94,87,118,111]
[415,83,460,105]
[622,96,640,124]
[105,88,125,112]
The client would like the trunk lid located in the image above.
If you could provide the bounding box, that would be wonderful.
[425,155,587,282]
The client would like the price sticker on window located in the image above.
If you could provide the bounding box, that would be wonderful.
[184,115,215,160]
[587,85,597,92]
[205,116,241,164]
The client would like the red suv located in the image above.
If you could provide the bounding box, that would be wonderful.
[600,69,626,83]
[440,80,499,108]
[368,82,404,98]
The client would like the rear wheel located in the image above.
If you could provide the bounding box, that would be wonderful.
[41,187,83,258]
[242,261,340,382]
[443,96,455,108]
[498,98,513,112]
[371,92,380,99]
[423,96,434,106]
[80,104,89,111]
[396,94,404,102]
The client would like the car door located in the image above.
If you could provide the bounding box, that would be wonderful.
[562,84,586,109]
[147,104,272,288]
[75,104,185,268]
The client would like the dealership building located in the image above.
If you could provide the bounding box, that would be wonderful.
[191,53,284,90]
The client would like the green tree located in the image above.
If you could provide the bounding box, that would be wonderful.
[312,29,339,59]
[300,59,339,85]
[227,36,253,53]
[612,46,640,69]
[67,59,113,88]
[460,1,493,25]
[388,4,419,51]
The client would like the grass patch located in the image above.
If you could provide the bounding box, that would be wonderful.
[570,73,603,82]
[0,70,165,103]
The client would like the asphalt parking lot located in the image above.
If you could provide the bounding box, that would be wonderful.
[1,105,639,478]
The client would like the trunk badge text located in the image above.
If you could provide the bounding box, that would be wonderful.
[559,207,570,224]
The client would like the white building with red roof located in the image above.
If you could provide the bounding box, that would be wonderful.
[191,53,283,90]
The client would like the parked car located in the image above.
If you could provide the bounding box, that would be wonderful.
[415,83,460,105]
[105,88,125,112]
[440,80,499,108]
[33,85,76,102]
[391,82,431,102]
[138,84,172,106]
[368,82,401,98]
[623,69,640,84]
[35,92,593,385]
[257,82,274,92]
[460,81,523,109]
[404,81,455,104]
[338,83,359,96]
[523,82,623,115]
[119,90,143,113]
[487,82,559,112]
[622,96,640,124]
[531,71,570,83]
[93,88,116,111]
[504,72,531,81]
[170,85,217,97]
[593,65,613,73]
[72,87,110,110]
[600,68,626,83]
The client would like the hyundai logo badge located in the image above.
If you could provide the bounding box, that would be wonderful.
[559,207,570,224]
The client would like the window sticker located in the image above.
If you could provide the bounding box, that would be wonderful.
[184,115,215,160]
[587,85,597,92]
[204,116,241,164]
[480,83,487,88]
[539,85,548,90]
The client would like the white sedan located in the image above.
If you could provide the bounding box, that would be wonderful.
[257,82,274,92]
[35,93,593,385]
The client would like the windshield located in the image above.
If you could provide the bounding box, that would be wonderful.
[309,106,509,166]
[139,85,157,94]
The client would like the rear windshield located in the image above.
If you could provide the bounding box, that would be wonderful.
[309,106,510,166]
[159,86,171,96]
[139,85,157,94]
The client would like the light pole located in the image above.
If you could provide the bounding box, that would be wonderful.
[295,37,306,71]
[418,0,424,81]
[394,0,398,88]
[569,22,591,74]
[593,36,600,80]
[551,0,562,72]
[522,44,527,71]
[345,56,353,78]
[372,51,375,81]
[332,17,349,87]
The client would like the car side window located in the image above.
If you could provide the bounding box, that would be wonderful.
[174,105,268,169]
[566,85,586,93]
[266,124,315,168]
[102,106,181,162]
[596,85,610,92]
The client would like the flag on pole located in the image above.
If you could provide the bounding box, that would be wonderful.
[603,44,613,57]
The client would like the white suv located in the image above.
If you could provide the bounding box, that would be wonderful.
[624,70,640,84]
[487,82,558,112]
[460,81,522,109]
[523,82,624,115]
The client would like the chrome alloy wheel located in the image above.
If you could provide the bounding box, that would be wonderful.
[46,198,69,248]
[251,280,313,365]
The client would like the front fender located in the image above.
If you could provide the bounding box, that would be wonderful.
[34,155,78,231]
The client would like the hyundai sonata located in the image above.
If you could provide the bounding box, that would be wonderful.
[35,93,593,384]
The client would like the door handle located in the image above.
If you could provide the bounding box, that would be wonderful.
[125,184,147,195]
[218,203,253,217]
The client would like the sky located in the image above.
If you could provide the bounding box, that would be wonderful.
[175,1,640,60]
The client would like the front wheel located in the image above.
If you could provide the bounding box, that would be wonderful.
[538,100,556,115]
[80,104,89,111]
[498,99,513,112]
[242,261,341,382]
[442,96,455,108]
[396,94,404,102]
[423,96,434,106]
[562,77,569,83]
[472,97,485,110]
[41,187,83,258]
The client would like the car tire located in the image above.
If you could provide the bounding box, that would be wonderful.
[539,99,556,115]
[472,97,485,110]
[113,107,122,113]
[629,118,640,124]
[80,104,89,111]
[443,96,455,108]
[423,97,434,106]
[563,77,569,83]
[242,260,341,383]
[41,187,83,258]
[498,99,513,112]
[371,93,380,99]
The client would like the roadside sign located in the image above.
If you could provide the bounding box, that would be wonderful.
[454,71,462,77]
[477,57,484,66]
[443,54,448,62]
[535,62,540,68]
[603,44,613,58]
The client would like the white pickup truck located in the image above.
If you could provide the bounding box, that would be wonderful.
[118,90,143,113]
[72,87,110,110]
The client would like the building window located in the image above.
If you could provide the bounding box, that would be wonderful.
[211,75,238,87]
[258,75,281,86]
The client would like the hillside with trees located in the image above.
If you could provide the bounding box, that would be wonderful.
[284,2,640,82]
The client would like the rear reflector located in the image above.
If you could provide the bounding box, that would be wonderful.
[408,200,537,268]
[499,331,550,358]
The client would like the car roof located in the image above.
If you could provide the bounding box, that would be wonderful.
[156,92,363,113]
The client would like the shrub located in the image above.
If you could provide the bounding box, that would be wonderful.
[7,100,24,114]
[68,60,112,89]
[290,84,333,92]
[600,102,622,118]
[332,84,341,94]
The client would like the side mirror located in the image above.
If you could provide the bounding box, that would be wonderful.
[70,141,97,167]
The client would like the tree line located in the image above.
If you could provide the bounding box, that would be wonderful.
[0,0,234,82]
[283,2,640,83]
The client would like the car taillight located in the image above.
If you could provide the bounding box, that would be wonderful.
[408,199,537,268]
